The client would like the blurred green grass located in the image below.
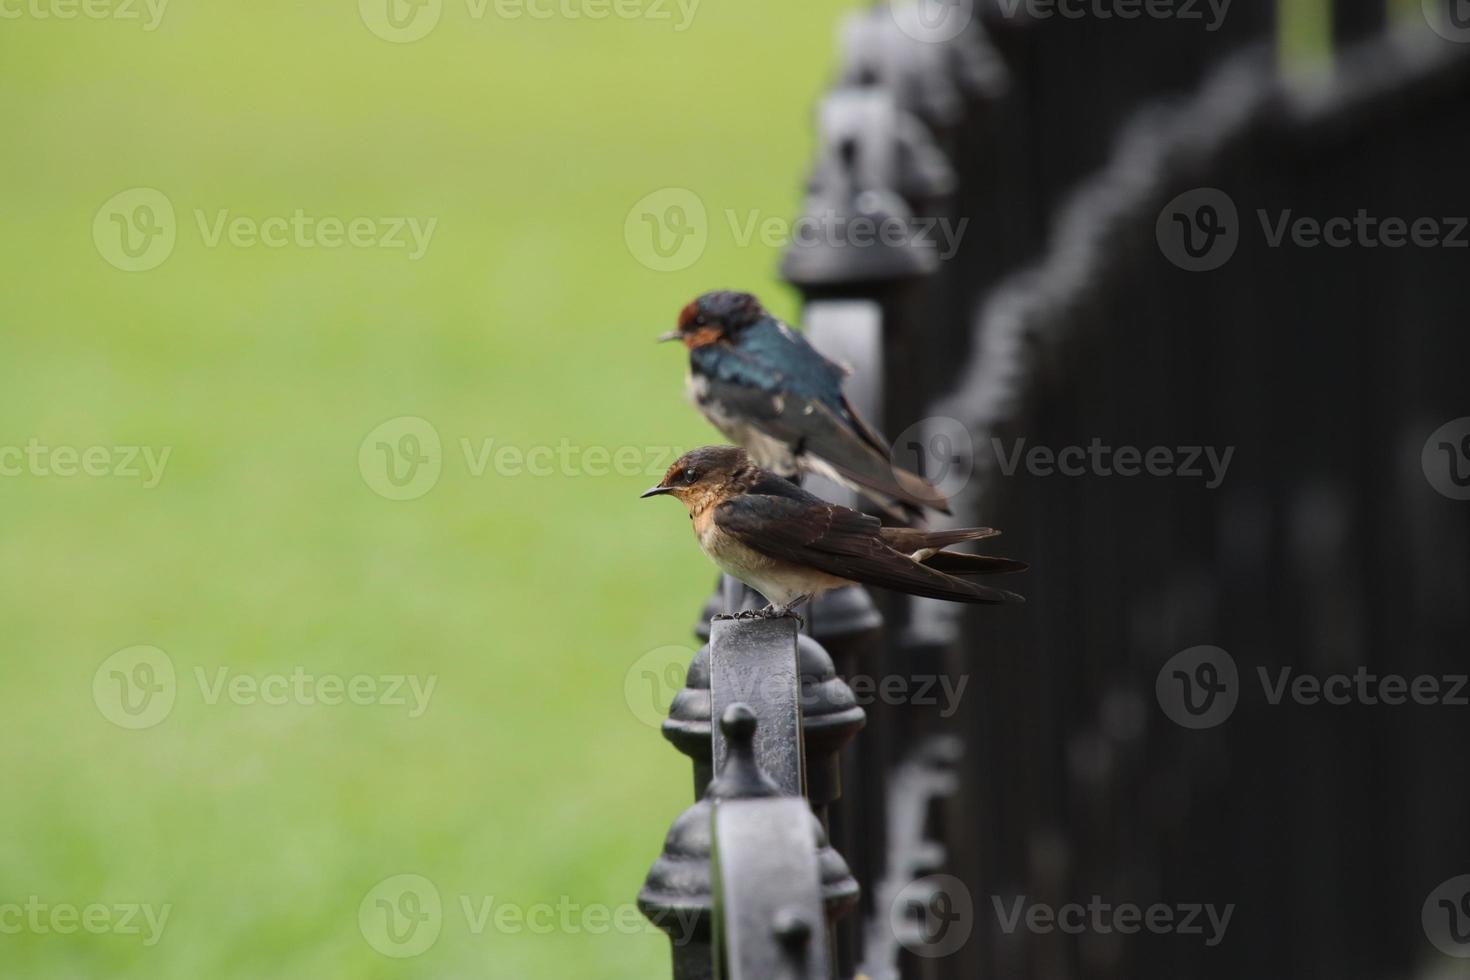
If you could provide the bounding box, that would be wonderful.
[0,1,857,976]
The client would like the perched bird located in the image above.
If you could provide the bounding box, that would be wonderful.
[641,446,1025,615]
[659,290,950,521]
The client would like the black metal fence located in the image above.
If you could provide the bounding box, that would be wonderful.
[640,3,1470,977]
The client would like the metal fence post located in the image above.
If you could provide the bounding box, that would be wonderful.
[662,634,866,824]
[646,616,864,979]
[707,617,806,795]
[708,705,861,980]
[713,798,833,980]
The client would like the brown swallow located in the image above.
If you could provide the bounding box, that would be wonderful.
[641,446,1025,615]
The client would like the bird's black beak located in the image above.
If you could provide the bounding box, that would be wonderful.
[640,485,674,499]
[655,330,682,343]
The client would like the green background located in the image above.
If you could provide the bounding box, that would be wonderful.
[0,1,854,976]
[0,0,1423,976]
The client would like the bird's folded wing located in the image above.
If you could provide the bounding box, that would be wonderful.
[713,495,1021,604]
[702,378,949,515]
[839,394,892,455]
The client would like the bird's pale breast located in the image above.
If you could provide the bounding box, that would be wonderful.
[685,373,799,475]
[694,509,851,606]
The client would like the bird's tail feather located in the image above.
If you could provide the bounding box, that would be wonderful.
[890,466,952,515]
[921,551,1030,576]
[879,525,1000,554]
[902,575,1025,604]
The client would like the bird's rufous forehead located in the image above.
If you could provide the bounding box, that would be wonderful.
[677,301,700,331]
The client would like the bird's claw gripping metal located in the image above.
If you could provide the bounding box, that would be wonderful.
[712,607,806,628]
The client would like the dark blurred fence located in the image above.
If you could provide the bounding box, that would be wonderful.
[640,2,1470,977]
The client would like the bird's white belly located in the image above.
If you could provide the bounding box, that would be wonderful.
[686,374,798,475]
[696,520,850,607]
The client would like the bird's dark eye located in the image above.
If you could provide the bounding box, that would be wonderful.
[683,468,699,484]
[694,314,707,326]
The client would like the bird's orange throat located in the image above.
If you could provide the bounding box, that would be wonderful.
[681,326,724,349]
[674,486,723,532]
